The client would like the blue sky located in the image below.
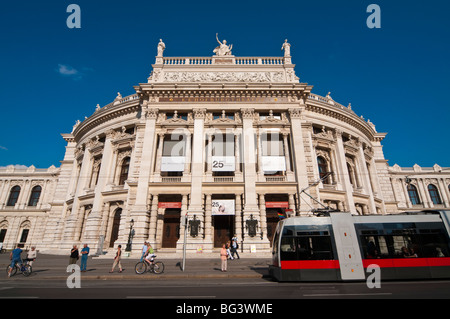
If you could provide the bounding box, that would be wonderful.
[0,0,449,168]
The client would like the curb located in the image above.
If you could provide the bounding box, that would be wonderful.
[26,273,268,281]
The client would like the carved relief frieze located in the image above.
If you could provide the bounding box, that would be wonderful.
[150,71,287,83]
[257,110,289,126]
[312,126,335,143]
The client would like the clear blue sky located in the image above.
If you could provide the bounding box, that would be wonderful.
[0,0,449,168]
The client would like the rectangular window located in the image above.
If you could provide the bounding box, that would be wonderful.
[261,133,283,156]
[212,134,234,157]
[20,229,29,243]
[163,135,186,157]
[280,226,335,261]
[356,222,450,258]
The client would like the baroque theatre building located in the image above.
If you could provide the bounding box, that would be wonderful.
[1,38,449,254]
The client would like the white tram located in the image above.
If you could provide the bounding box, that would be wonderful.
[269,210,450,282]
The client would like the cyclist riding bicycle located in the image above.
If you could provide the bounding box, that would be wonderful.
[144,243,156,264]
[8,245,23,277]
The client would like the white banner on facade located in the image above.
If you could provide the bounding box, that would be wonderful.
[212,156,235,172]
[212,199,235,216]
[161,156,186,172]
[262,156,286,172]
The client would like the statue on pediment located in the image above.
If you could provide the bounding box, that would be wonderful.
[281,39,291,57]
[213,33,233,56]
[157,39,166,57]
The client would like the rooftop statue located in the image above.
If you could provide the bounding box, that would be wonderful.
[281,39,291,57]
[157,39,166,57]
[213,33,233,56]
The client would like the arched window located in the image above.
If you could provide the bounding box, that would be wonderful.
[119,157,130,185]
[428,184,442,205]
[317,156,330,184]
[7,186,21,207]
[407,184,421,205]
[28,185,42,207]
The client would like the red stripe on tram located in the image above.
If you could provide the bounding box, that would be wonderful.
[281,260,340,270]
[281,258,450,270]
[362,257,450,268]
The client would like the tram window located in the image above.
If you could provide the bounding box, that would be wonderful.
[359,228,450,259]
[280,234,334,261]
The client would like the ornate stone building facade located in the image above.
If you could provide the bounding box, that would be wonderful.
[1,38,449,254]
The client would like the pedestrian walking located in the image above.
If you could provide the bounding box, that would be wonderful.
[140,242,148,262]
[220,243,228,272]
[80,244,90,272]
[26,246,37,266]
[231,235,240,259]
[226,241,233,260]
[69,245,79,265]
[110,245,123,273]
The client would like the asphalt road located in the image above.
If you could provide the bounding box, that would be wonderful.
[2,252,450,302]
[2,276,450,299]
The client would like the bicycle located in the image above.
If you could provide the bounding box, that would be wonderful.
[135,255,164,274]
[6,260,32,277]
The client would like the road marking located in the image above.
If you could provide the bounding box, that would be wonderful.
[303,292,392,297]
[0,296,39,299]
[127,295,216,299]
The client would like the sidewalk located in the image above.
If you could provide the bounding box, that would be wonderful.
[1,252,272,280]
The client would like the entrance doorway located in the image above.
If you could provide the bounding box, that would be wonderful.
[266,209,281,246]
[265,194,289,246]
[162,208,181,248]
[109,208,122,248]
[213,215,234,248]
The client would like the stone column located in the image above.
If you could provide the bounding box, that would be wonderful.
[358,142,377,214]
[437,178,450,207]
[184,131,192,174]
[241,109,259,213]
[206,133,213,175]
[418,178,430,208]
[259,194,268,242]
[154,131,165,176]
[189,109,206,227]
[129,104,158,252]
[283,133,292,172]
[147,194,158,246]
[241,109,268,250]
[177,194,189,249]
[400,178,412,208]
[204,194,213,250]
[234,194,242,242]
[334,129,357,214]
[64,144,92,243]
[288,108,312,215]
[234,132,241,174]
[84,131,116,246]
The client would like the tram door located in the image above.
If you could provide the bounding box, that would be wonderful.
[162,209,181,248]
[214,215,234,248]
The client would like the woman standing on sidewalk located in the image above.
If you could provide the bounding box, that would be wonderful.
[110,245,123,273]
[220,244,228,272]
